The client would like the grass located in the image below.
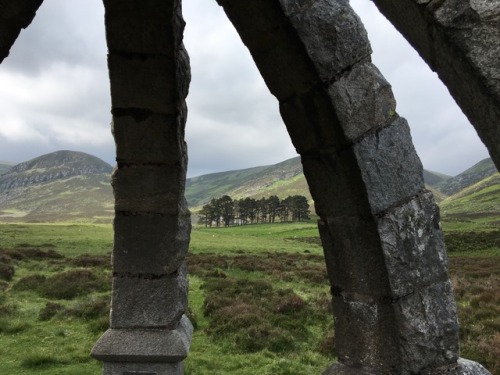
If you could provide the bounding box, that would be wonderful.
[0,220,498,374]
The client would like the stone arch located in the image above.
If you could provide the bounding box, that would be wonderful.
[0,1,497,374]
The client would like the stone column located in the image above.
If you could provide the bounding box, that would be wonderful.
[91,1,192,374]
[216,0,490,374]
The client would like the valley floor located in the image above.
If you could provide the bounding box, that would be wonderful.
[0,222,498,374]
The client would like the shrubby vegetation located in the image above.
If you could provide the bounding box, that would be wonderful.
[198,194,310,227]
[0,223,498,374]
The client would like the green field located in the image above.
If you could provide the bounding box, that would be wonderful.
[0,221,498,374]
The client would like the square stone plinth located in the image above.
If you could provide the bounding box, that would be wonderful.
[92,315,193,364]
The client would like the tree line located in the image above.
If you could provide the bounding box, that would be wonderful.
[198,195,311,227]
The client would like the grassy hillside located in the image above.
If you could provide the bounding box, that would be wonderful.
[436,158,497,196]
[423,169,451,186]
[186,156,452,208]
[1,151,497,226]
[0,151,114,223]
[0,162,13,176]
[186,157,303,207]
[441,172,500,230]
[0,174,113,223]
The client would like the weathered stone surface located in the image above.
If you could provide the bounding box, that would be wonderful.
[113,210,190,275]
[331,295,400,371]
[301,151,371,218]
[217,0,320,100]
[103,362,183,375]
[322,362,377,375]
[354,117,425,214]
[112,114,187,164]
[92,315,193,363]
[371,0,500,170]
[318,217,391,297]
[393,280,460,373]
[111,264,188,329]
[279,0,372,83]
[328,62,397,141]
[107,54,179,114]
[279,87,345,154]
[377,191,448,297]
[436,358,491,375]
[112,165,186,214]
[323,358,492,375]
[103,0,184,56]
[0,0,44,63]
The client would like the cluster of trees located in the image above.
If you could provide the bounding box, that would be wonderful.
[198,195,311,227]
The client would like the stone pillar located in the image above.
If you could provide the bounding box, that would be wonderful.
[370,0,500,171]
[0,0,44,63]
[216,0,490,374]
[91,1,192,374]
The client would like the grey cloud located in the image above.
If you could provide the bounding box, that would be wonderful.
[2,0,107,75]
[0,0,491,179]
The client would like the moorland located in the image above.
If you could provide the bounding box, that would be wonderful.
[0,151,498,374]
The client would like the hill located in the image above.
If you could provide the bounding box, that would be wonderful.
[0,150,112,190]
[0,150,498,225]
[435,158,497,196]
[0,162,13,176]
[186,157,455,207]
[185,157,306,207]
[440,172,500,228]
[0,151,113,223]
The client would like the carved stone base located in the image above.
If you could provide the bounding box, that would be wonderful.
[91,315,192,374]
[103,362,183,375]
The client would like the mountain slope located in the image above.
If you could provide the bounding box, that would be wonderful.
[0,150,112,191]
[440,172,500,227]
[423,169,451,186]
[435,158,497,196]
[1,150,497,225]
[0,151,113,223]
[186,156,456,207]
[186,157,303,207]
[0,162,13,176]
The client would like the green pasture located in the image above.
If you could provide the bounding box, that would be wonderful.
[0,221,498,374]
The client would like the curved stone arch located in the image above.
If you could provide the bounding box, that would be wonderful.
[1,1,497,374]
[216,1,459,373]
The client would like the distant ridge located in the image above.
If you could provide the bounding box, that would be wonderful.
[0,151,113,223]
[186,157,304,207]
[185,156,460,207]
[0,150,497,224]
[435,158,498,196]
[0,162,13,176]
[0,150,112,190]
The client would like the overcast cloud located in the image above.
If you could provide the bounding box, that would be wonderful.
[0,0,490,177]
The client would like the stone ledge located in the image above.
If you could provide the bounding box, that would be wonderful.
[91,315,193,363]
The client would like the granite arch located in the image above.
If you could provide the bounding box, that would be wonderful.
[0,1,497,374]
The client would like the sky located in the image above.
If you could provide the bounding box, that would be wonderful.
[0,0,491,177]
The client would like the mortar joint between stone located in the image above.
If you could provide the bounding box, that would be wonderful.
[323,53,372,88]
[108,49,176,61]
[373,188,430,218]
[113,270,180,280]
[116,160,182,169]
[115,210,178,218]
